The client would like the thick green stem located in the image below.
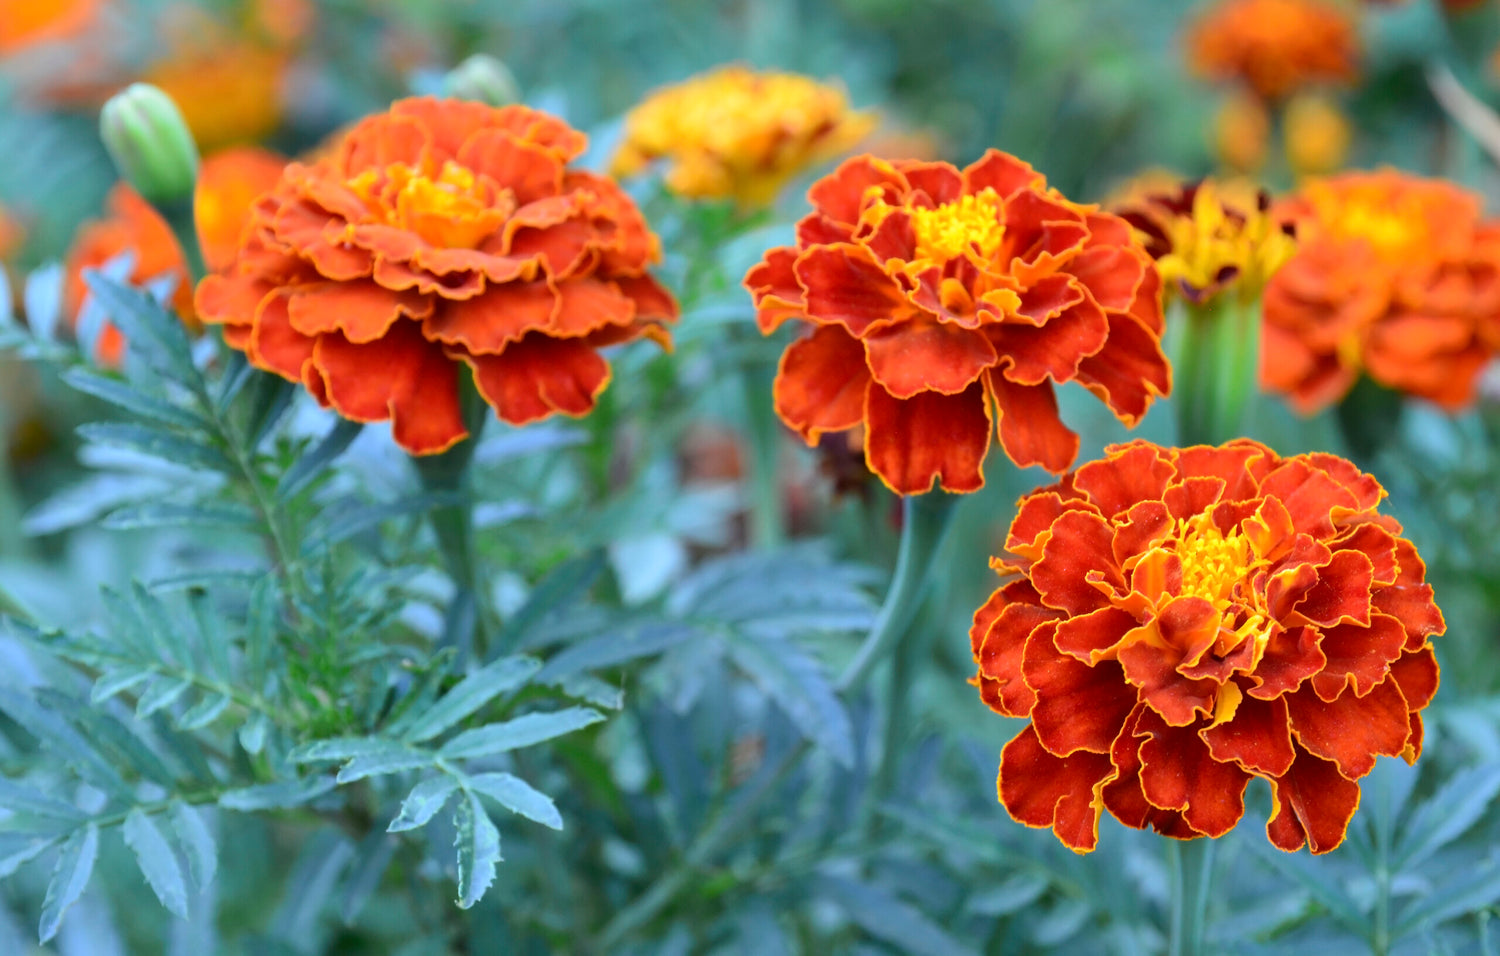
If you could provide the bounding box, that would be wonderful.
[1173,295,1261,447]
[838,492,959,693]
[741,361,784,549]
[1166,837,1216,956]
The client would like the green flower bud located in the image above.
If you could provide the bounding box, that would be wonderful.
[99,83,200,206]
[441,55,521,107]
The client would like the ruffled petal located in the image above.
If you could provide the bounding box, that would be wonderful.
[987,375,1079,473]
[862,317,997,398]
[466,334,610,424]
[773,325,871,444]
[997,725,1114,853]
[862,381,991,494]
[1266,746,1362,854]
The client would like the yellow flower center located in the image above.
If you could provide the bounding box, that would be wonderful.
[1174,512,1273,657]
[1153,181,1297,303]
[347,160,510,249]
[908,189,1006,263]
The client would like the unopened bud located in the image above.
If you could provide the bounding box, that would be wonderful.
[100,83,200,206]
[442,55,521,107]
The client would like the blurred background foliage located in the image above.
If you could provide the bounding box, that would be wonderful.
[0,0,1499,954]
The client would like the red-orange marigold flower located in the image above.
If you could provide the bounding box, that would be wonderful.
[195,146,288,272]
[1185,0,1360,102]
[195,97,677,455]
[973,440,1443,854]
[65,184,193,367]
[745,153,1170,495]
[1262,170,1500,412]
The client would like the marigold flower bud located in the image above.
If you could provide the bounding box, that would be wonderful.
[442,55,521,107]
[99,83,200,207]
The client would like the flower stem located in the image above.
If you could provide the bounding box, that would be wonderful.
[837,491,959,693]
[1173,295,1261,447]
[1166,837,1216,956]
[741,361,784,549]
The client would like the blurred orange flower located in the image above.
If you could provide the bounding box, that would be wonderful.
[196,97,677,455]
[1213,92,1270,173]
[1117,178,1297,304]
[612,65,876,208]
[1186,0,1360,101]
[195,147,287,272]
[744,153,1170,494]
[0,0,100,55]
[146,43,287,151]
[1262,170,1500,411]
[65,184,192,366]
[1283,92,1352,177]
[974,439,1443,854]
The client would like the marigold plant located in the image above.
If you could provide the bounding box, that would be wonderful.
[611,65,876,208]
[1262,169,1500,412]
[972,439,1444,854]
[744,152,1170,494]
[1116,178,1297,305]
[196,97,677,454]
[1185,0,1359,101]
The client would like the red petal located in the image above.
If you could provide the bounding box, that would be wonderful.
[808,156,907,225]
[1135,709,1251,837]
[1389,644,1439,711]
[796,245,915,336]
[1336,524,1400,587]
[1067,245,1146,312]
[1073,443,1176,518]
[1024,627,1137,755]
[616,275,677,322]
[1287,677,1410,779]
[988,296,1108,386]
[1202,692,1296,777]
[977,605,1060,718]
[1372,539,1445,646]
[1014,273,1083,324]
[1073,310,1170,425]
[1118,614,1217,727]
[1053,606,1137,663]
[1248,625,1326,700]
[1308,613,1408,702]
[1102,706,1201,838]
[902,162,963,204]
[862,317,997,398]
[1266,746,1362,854]
[962,150,1044,199]
[1030,509,1122,615]
[987,375,1078,473]
[773,325,871,444]
[862,381,990,494]
[1292,550,1375,628]
[745,247,806,334]
[997,724,1113,853]
[1176,442,1271,500]
[467,335,610,423]
[424,282,556,354]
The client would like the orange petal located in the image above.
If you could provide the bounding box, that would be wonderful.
[195,147,286,273]
[287,281,432,344]
[1307,613,1407,702]
[1030,509,1122,616]
[340,112,432,173]
[795,245,914,336]
[311,324,468,455]
[773,325,870,445]
[424,282,556,354]
[1266,746,1362,854]
[249,291,316,382]
[745,247,806,334]
[988,374,1079,473]
[548,279,635,337]
[997,724,1113,853]
[466,334,610,424]
[861,317,997,398]
[1136,709,1251,837]
[1201,692,1295,777]
[1287,677,1411,779]
[862,381,990,495]
[195,273,270,329]
[1024,631,1137,756]
[457,128,564,206]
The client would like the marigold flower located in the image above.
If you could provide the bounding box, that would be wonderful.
[0,0,100,55]
[1283,92,1352,177]
[612,65,876,207]
[1117,178,1297,304]
[195,97,677,455]
[194,146,287,272]
[65,184,193,366]
[973,439,1443,854]
[1262,170,1500,412]
[745,152,1170,494]
[146,43,288,150]
[1212,92,1271,173]
[1185,0,1360,101]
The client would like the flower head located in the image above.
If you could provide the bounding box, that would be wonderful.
[745,152,1170,494]
[195,97,677,455]
[612,65,875,207]
[1262,169,1500,412]
[194,146,287,272]
[65,184,193,366]
[1283,92,1352,177]
[973,440,1443,854]
[1186,0,1360,101]
[1117,178,1297,304]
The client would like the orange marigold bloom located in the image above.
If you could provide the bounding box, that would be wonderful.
[195,146,287,272]
[1185,0,1360,101]
[195,97,677,455]
[1283,92,1352,177]
[0,0,100,55]
[745,152,1170,494]
[611,65,876,207]
[1262,170,1500,412]
[65,184,193,367]
[973,440,1443,854]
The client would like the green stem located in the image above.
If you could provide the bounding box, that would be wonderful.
[837,492,959,693]
[741,361,784,549]
[1166,837,1216,956]
[1173,295,1261,447]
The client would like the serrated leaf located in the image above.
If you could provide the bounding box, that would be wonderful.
[276,418,363,501]
[725,632,854,767]
[291,737,410,764]
[500,550,606,649]
[176,693,230,731]
[387,776,460,832]
[466,772,563,830]
[102,502,260,532]
[91,667,156,704]
[77,422,231,473]
[123,808,188,917]
[818,875,979,956]
[136,676,193,718]
[21,473,168,536]
[439,707,604,760]
[0,688,130,796]
[60,367,207,431]
[168,801,216,889]
[220,776,337,811]
[399,655,540,745]
[1250,843,1369,936]
[306,491,465,550]
[0,781,84,823]
[335,747,432,784]
[244,577,277,691]
[0,834,55,879]
[1394,762,1500,870]
[38,823,98,943]
[81,270,199,387]
[453,792,500,909]
[533,621,700,683]
[35,691,180,788]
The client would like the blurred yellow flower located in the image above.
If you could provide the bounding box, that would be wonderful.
[1213,91,1270,173]
[1284,92,1351,177]
[612,65,876,207]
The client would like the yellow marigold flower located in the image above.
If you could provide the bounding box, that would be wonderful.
[611,65,876,208]
[1284,92,1351,177]
[1117,179,1297,304]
